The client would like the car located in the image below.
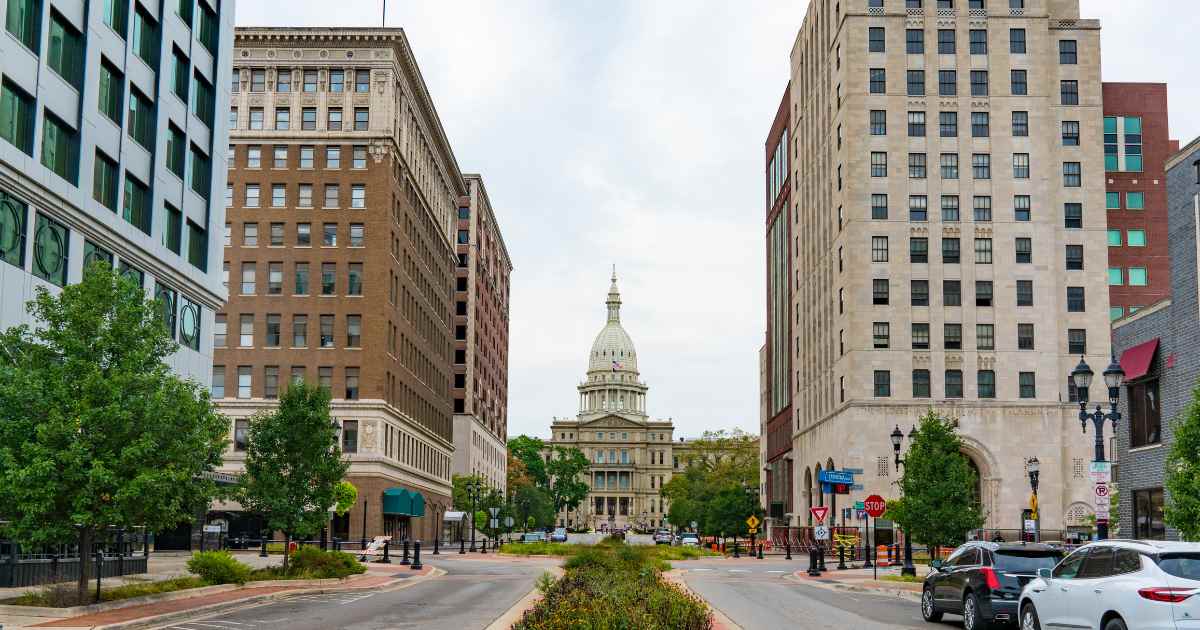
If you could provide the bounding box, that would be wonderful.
[653,529,673,545]
[921,541,1063,630]
[550,527,568,543]
[1019,540,1200,630]
[522,531,546,543]
[677,532,700,547]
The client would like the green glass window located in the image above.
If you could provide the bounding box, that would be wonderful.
[1108,268,1123,286]
[187,220,207,271]
[163,202,182,254]
[102,0,128,38]
[98,59,124,125]
[1127,192,1144,209]
[131,5,158,68]
[179,296,201,350]
[6,0,41,53]
[1107,229,1122,246]
[0,79,35,154]
[177,0,193,26]
[1106,192,1120,209]
[1104,116,1118,134]
[1128,230,1146,247]
[118,261,143,288]
[32,213,68,287]
[1105,154,1119,171]
[191,71,214,128]
[127,88,155,150]
[47,11,84,88]
[1125,116,1142,134]
[172,48,189,101]
[1129,267,1148,286]
[189,144,210,200]
[0,190,28,269]
[166,124,185,177]
[199,1,218,54]
[92,150,119,210]
[83,240,113,273]
[155,282,177,339]
[122,174,150,234]
[40,110,78,184]
[1126,155,1143,172]
[1110,307,1123,322]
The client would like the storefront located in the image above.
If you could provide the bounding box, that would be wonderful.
[381,487,426,542]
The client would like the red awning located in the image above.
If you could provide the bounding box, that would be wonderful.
[1119,338,1160,382]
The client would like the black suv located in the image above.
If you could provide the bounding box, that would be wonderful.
[921,541,1064,630]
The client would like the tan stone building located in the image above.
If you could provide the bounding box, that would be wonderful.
[781,0,1109,534]
[211,27,467,543]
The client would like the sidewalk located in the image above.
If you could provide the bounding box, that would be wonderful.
[787,562,928,601]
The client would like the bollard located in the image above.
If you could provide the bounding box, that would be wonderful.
[837,544,847,570]
[94,549,104,602]
[116,530,125,576]
[807,546,821,576]
[757,543,764,560]
[480,537,488,555]
[378,540,391,564]
[785,540,792,561]
[261,537,269,558]
[818,544,827,571]
[459,536,466,554]
[411,541,422,570]
[733,538,740,558]
[863,532,873,569]
[401,540,410,565]
[433,537,440,555]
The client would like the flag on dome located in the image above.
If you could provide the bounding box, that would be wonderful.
[612,360,623,371]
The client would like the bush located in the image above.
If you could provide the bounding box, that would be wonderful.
[4,577,207,607]
[287,547,366,579]
[187,551,252,585]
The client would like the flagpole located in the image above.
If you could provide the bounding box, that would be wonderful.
[381,0,386,27]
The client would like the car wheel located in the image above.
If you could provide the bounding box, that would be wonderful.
[1103,618,1127,630]
[1020,603,1041,630]
[963,593,990,630]
[921,587,943,622]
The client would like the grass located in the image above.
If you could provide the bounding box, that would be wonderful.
[3,577,207,607]
[879,574,925,584]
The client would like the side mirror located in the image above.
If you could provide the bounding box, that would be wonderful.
[930,560,944,571]
[1037,568,1052,580]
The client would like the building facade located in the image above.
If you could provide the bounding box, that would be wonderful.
[211,27,465,544]
[784,0,1108,533]
[0,0,234,383]
[450,174,512,493]
[1111,137,1200,541]
[1103,83,1174,322]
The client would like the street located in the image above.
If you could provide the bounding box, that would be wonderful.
[151,555,557,630]
[676,557,938,630]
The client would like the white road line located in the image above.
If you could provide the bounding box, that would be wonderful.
[692,568,714,571]
[728,569,750,573]
[766,570,785,573]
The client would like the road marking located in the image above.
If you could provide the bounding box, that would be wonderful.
[766,570,785,573]
[728,569,750,573]
[692,568,714,572]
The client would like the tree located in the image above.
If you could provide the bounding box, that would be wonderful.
[886,411,985,554]
[508,435,549,486]
[238,383,348,569]
[545,447,590,514]
[334,481,358,516]
[511,484,555,531]
[1166,385,1200,540]
[660,430,762,537]
[0,265,228,600]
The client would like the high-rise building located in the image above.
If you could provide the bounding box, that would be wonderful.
[450,174,512,493]
[0,0,234,382]
[1102,83,1175,322]
[211,28,465,544]
[784,0,1110,533]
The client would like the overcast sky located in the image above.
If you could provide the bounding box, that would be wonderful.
[235,0,1200,441]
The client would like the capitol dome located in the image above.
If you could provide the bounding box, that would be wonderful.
[588,271,638,374]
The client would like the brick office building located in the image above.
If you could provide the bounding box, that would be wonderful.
[1103,83,1176,321]
[211,28,467,544]
[450,174,512,493]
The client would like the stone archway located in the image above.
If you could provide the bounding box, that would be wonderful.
[957,436,1000,528]
[804,467,813,525]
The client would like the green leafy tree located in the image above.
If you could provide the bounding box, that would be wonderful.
[512,484,555,531]
[887,411,985,554]
[508,435,549,486]
[334,481,358,516]
[546,447,591,514]
[1166,385,1200,540]
[660,429,762,538]
[238,383,348,569]
[0,265,228,600]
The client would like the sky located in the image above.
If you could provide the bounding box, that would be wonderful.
[235,0,1200,441]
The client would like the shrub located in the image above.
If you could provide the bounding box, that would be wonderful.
[187,551,252,585]
[287,547,366,579]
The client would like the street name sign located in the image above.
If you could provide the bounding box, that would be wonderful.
[817,470,855,485]
[863,495,887,518]
[810,506,829,523]
[1090,461,1112,484]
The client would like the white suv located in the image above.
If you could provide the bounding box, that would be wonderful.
[1020,540,1200,630]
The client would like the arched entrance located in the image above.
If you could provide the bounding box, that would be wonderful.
[957,437,999,527]
[804,467,813,525]
[826,457,837,524]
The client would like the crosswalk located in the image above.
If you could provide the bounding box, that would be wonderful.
[162,592,378,629]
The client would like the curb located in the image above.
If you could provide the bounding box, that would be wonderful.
[782,572,922,602]
[483,566,563,630]
[662,570,742,630]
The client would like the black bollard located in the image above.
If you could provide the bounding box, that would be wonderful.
[260,537,269,558]
[807,546,821,576]
[837,544,847,570]
[411,541,422,570]
[862,529,872,569]
[401,540,410,565]
[785,540,792,561]
[378,540,391,564]
[757,543,764,560]
[818,544,827,571]
[94,549,103,602]
[459,536,466,554]
[433,537,440,555]
[733,537,740,558]
[480,536,487,555]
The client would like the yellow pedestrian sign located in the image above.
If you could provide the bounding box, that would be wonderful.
[746,515,760,530]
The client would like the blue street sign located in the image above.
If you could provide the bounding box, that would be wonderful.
[818,470,855,485]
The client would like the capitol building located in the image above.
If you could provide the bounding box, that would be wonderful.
[547,272,695,531]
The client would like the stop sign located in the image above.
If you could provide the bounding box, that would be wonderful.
[863,494,887,518]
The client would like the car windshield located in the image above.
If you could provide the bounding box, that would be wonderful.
[1158,554,1200,580]
[681,534,698,539]
[994,550,1063,574]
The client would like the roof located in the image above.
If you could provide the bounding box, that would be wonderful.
[1083,540,1200,554]
[589,271,638,374]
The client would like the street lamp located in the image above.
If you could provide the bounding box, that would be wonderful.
[1026,457,1040,542]
[890,424,917,577]
[1072,354,1125,540]
[465,478,484,552]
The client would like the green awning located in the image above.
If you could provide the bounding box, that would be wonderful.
[381,488,426,517]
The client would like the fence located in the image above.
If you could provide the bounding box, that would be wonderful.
[1,535,149,588]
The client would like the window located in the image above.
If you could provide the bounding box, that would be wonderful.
[352,146,367,168]
[937,29,955,54]
[198,2,217,52]
[907,71,925,96]
[1127,191,1145,210]
[945,370,963,398]
[1012,111,1029,136]
[7,0,42,52]
[1065,203,1083,228]
[871,236,888,262]
[275,108,290,130]
[327,108,342,130]
[873,278,890,304]
[909,153,927,179]
[1127,229,1146,247]
[1124,116,1143,171]
[944,280,961,306]
[191,72,214,128]
[238,313,254,347]
[243,222,258,246]
[1068,329,1087,355]
[942,238,960,263]
[976,281,993,307]
[292,314,308,347]
[354,108,369,130]
[263,366,279,400]
[267,262,282,295]
[249,68,265,92]
[228,107,237,130]
[264,314,281,347]
[298,184,313,207]
[972,154,990,179]
[47,11,84,89]
[240,262,256,295]
[1059,39,1077,64]
[1014,195,1031,221]
[874,371,891,397]
[318,367,332,391]
[971,112,990,137]
[869,68,886,94]
[969,29,987,54]
[30,213,68,286]
[968,370,994,398]
[321,262,336,295]
[294,262,310,295]
[1013,153,1030,178]
[1009,70,1028,96]
[40,111,77,184]
[873,322,890,349]
[976,324,994,350]
[350,223,364,247]
[1019,372,1036,398]
[249,108,263,130]
[941,196,959,222]
[237,368,251,399]
[906,29,924,54]
[299,146,314,168]
[939,111,957,137]
[940,153,959,179]
[356,69,371,92]
[347,263,363,295]
[1109,267,1124,286]
[1010,28,1026,53]
[296,223,311,247]
[1061,80,1079,105]
[974,196,992,222]
[908,111,926,136]
[92,150,119,210]
[163,203,182,254]
[320,314,334,347]
[1016,279,1033,306]
[869,27,885,53]
[974,238,992,264]
[302,107,316,130]
[911,237,928,263]
[1065,244,1084,270]
[870,110,887,135]
[270,222,283,246]
[244,183,260,208]
[276,69,291,92]
[911,280,929,306]
[1133,487,1165,540]
[871,194,888,219]
[1107,229,1123,247]
[945,324,962,350]
[130,5,158,69]
[347,315,362,347]
[1063,162,1082,187]
[122,175,150,234]
[970,71,988,96]
[210,365,225,401]
[303,70,317,92]
[912,324,930,350]
[939,70,957,96]
[1018,323,1035,350]
[98,60,124,125]
[913,370,931,398]
[1058,120,1080,147]
[871,152,888,177]
[322,223,337,247]
[1130,379,1162,448]
[351,185,365,208]
[329,69,344,92]
[245,145,263,169]
[327,146,341,168]
[1129,267,1148,286]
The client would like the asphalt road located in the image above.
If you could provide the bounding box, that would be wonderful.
[153,555,557,630]
[676,558,948,630]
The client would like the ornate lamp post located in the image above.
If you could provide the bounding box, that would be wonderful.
[890,425,917,577]
[466,478,484,552]
[1026,457,1040,542]
[1071,354,1125,540]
